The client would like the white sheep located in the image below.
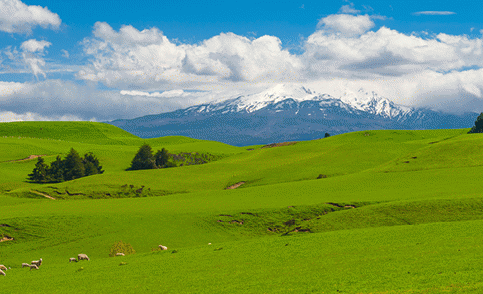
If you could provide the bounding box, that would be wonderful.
[21,263,30,268]
[0,269,5,276]
[158,245,168,250]
[69,258,77,263]
[0,265,6,271]
[31,258,42,267]
[78,254,89,261]
[115,253,125,256]
[29,265,39,271]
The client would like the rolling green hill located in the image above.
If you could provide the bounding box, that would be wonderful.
[1,122,482,293]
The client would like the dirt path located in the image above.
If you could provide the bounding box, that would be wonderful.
[30,190,56,200]
[225,182,245,190]
[4,155,48,163]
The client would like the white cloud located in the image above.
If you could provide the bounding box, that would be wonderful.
[304,26,483,78]
[317,14,374,36]
[78,23,302,89]
[120,89,186,98]
[0,0,61,34]
[0,80,229,121]
[413,11,456,16]
[19,39,51,79]
[61,49,69,58]
[20,39,51,52]
[339,4,360,14]
[0,111,83,122]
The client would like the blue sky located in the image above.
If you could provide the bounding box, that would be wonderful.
[0,0,482,121]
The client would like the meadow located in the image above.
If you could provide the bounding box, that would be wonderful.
[1,122,483,293]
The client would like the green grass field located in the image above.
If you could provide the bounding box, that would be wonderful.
[1,122,483,293]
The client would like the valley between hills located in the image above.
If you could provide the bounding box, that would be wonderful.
[1,121,483,293]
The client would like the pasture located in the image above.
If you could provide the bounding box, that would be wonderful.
[1,122,483,293]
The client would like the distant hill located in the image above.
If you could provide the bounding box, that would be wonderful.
[108,84,477,146]
[0,121,141,145]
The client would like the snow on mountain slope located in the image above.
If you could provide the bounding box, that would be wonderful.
[339,88,413,118]
[190,83,413,118]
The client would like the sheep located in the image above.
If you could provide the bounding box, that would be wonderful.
[29,265,39,271]
[0,265,6,271]
[22,263,30,268]
[69,258,77,263]
[31,258,42,267]
[158,245,168,250]
[0,269,5,276]
[115,253,125,256]
[78,254,89,261]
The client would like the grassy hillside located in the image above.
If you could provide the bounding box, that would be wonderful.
[1,122,483,293]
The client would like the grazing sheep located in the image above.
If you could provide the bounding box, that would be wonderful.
[158,245,168,250]
[115,253,125,256]
[69,258,77,263]
[31,258,42,267]
[0,265,6,271]
[0,269,5,276]
[78,254,89,261]
[22,263,30,268]
[29,265,39,271]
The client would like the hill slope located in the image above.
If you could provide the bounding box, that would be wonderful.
[1,123,483,293]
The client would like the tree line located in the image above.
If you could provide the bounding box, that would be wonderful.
[28,148,103,183]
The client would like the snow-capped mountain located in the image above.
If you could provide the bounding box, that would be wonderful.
[109,84,476,146]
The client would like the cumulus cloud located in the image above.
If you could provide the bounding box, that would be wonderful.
[20,39,51,52]
[317,14,374,36]
[304,26,483,79]
[19,39,51,79]
[412,11,456,16]
[0,0,61,34]
[78,22,302,89]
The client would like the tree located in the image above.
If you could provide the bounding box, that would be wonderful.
[155,148,169,168]
[324,133,331,138]
[63,148,85,181]
[28,157,49,183]
[48,155,64,183]
[83,152,104,176]
[129,144,156,170]
[468,112,483,133]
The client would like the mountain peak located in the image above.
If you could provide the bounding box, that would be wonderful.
[229,84,320,113]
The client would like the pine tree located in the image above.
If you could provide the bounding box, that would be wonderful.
[28,157,49,183]
[83,152,104,176]
[63,148,85,181]
[129,144,156,170]
[48,155,64,183]
[468,112,483,133]
[155,148,169,168]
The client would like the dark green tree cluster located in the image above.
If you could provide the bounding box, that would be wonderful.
[468,112,483,133]
[28,148,104,183]
[128,144,172,170]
